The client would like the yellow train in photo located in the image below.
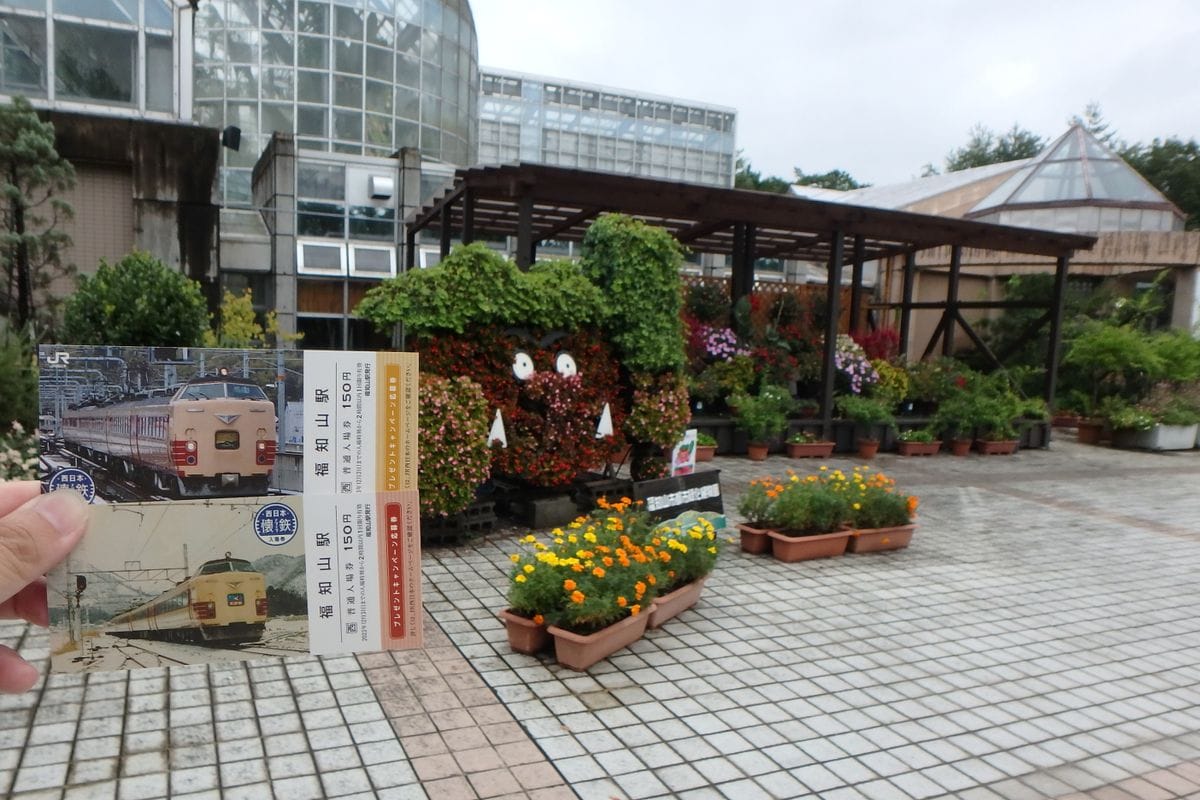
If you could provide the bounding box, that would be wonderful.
[60,376,277,497]
[108,554,268,645]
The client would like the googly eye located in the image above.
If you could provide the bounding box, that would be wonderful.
[512,351,535,381]
[555,352,577,378]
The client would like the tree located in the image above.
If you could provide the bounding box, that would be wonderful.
[62,251,209,346]
[945,123,1045,172]
[1069,102,1118,147]
[0,96,75,330]
[793,168,865,191]
[203,288,299,348]
[734,152,791,193]
[1120,137,1200,230]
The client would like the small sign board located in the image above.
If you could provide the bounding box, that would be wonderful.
[670,429,697,477]
[632,469,722,521]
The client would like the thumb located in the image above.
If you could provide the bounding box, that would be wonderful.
[0,490,89,603]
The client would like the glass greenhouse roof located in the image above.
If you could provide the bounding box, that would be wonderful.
[969,125,1170,214]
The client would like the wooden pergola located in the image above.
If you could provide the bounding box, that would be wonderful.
[406,164,1096,437]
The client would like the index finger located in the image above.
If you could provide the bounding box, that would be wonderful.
[0,481,41,519]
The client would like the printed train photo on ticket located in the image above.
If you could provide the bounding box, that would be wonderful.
[37,345,421,673]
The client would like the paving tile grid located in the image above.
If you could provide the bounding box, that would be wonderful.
[3,437,1200,799]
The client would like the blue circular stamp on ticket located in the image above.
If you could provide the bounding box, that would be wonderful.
[253,502,299,546]
[47,468,96,504]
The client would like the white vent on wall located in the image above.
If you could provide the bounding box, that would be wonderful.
[368,176,394,199]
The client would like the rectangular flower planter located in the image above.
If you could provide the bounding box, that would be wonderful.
[736,522,772,554]
[975,439,1018,455]
[646,576,708,629]
[896,441,941,457]
[548,611,649,671]
[786,441,836,458]
[497,609,550,654]
[767,528,851,562]
[1112,423,1199,451]
[848,524,917,553]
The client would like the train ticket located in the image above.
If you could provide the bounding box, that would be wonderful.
[38,345,422,673]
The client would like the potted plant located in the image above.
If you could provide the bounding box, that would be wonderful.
[502,498,667,669]
[735,477,781,553]
[836,394,895,458]
[845,466,920,553]
[1107,387,1200,451]
[695,431,718,462]
[972,376,1026,454]
[734,385,793,460]
[645,511,722,628]
[785,429,836,458]
[932,389,978,456]
[766,469,852,562]
[895,428,941,456]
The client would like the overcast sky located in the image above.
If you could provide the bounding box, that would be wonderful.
[470,0,1200,186]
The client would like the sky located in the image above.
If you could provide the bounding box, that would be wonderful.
[469,0,1200,186]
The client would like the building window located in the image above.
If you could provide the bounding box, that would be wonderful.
[55,21,135,104]
[0,13,47,97]
[297,240,346,276]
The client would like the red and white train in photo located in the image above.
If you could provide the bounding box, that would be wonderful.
[60,377,277,497]
[107,553,268,644]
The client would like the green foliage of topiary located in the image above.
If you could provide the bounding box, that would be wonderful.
[62,251,208,346]
[580,214,686,373]
[356,243,605,335]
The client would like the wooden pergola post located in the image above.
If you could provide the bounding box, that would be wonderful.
[898,251,916,358]
[515,194,533,270]
[1044,252,1073,409]
[820,231,845,441]
[942,245,962,356]
[850,234,865,333]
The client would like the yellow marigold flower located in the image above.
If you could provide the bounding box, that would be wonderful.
[583,531,597,543]
[708,546,717,554]
[563,579,577,591]
[532,614,544,625]
[523,564,535,574]
[570,590,585,604]
[568,534,578,544]
[509,554,520,563]
[819,465,828,471]
[852,503,861,511]
[593,567,606,578]
[522,534,537,544]
[515,575,526,583]
[554,538,564,545]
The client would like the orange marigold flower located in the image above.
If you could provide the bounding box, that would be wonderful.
[593,567,606,578]
[617,596,627,607]
[563,579,577,591]
[532,614,545,625]
[570,590,585,604]
[647,574,656,585]
[635,581,646,595]
[602,556,614,567]
[571,563,584,572]
[629,604,641,616]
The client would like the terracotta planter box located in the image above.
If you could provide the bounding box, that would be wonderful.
[647,576,708,629]
[1075,420,1105,445]
[548,611,649,671]
[976,439,1018,455]
[848,524,917,553]
[896,440,941,457]
[856,438,880,459]
[497,609,550,655]
[695,445,717,462]
[767,528,850,562]
[737,522,772,554]
[949,438,972,456]
[746,443,769,461]
[786,441,836,458]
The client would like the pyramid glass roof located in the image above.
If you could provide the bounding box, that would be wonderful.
[969,125,1171,215]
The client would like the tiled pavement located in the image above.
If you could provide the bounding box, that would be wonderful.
[5,435,1200,799]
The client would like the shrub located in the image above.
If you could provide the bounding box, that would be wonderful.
[62,251,208,346]
[734,385,793,443]
[418,374,491,517]
[0,327,37,431]
[0,421,38,480]
[836,394,895,430]
[581,214,686,372]
[624,372,691,448]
